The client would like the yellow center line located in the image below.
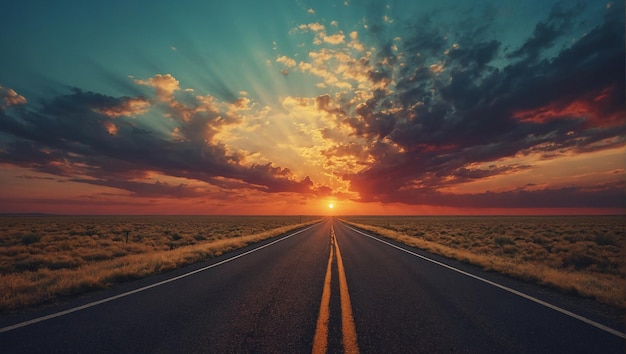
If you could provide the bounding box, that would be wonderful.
[334,226,360,354]
[312,234,333,354]
[312,224,359,354]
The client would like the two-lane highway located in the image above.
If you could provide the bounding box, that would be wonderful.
[1,217,624,353]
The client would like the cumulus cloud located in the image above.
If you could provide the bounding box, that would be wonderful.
[298,22,325,32]
[323,31,345,45]
[135,73,180,101]
[296,22,348,47]
[289,47,375,91]
[348,31,365,51]
[276,55,296,68]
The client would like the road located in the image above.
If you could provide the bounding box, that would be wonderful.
[1,218,624,353]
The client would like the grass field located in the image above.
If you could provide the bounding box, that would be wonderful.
[0,215,321,312]
[341,216,625,309]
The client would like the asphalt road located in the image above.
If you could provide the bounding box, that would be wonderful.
[1,218,624,353]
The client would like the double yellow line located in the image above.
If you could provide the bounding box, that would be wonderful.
[312,224,359,354]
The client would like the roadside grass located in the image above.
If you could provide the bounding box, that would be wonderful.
[341,216,625,309]
[0,216,321,312]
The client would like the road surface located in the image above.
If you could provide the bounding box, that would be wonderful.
[1,218,624,353]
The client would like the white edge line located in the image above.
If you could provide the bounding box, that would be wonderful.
[0,223,320,334]
[343,223,626,339]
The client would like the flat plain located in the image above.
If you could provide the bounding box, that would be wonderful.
[342,216,625,309]
[0,215,320,312]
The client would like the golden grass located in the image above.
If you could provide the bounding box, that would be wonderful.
[340,216,626,309]
[0,216,321,312]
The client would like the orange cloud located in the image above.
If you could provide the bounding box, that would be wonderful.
[135,74,180,101]
[429,63,445,74]
[323,31,345,45]
[348,31,365,51]
[298,22,325,32]
[102,121,118,135]
[276,55,296,68]
[94,97,150,118]
[296,48,374,90]
[0,85,26,109]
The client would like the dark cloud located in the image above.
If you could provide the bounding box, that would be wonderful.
[0,83,323,199]
[70,178,208,199]
[16,175,57,181]
[349,181,625,209]
[340,2,625,208]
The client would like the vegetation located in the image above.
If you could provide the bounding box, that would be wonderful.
[341,216,625,309]
[0,216,321,312]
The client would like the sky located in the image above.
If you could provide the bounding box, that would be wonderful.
[0,0,624,215]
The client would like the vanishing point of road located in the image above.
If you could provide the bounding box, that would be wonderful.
[1,218,624,353]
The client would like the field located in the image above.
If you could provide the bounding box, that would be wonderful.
[0,215,321,312]
[341,216,625,309]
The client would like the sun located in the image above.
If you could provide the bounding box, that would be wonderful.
[328,203,334,209]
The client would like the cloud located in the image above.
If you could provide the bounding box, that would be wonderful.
[298,22,325,32]
[348,177,625,209]
[102,121,118,135]
[71,178,208,198]
[296,22,347,47]
[16,175,57,181]
[135,73,180,101]
[293,48,375,91]
[0,85,27,109]
[429,63,445,74]
[348,31,365,51]
[323,31,345,45]
[327,1,625,208]
[93,97,151,118]
[276,55,296,68]
[0,75,326,199]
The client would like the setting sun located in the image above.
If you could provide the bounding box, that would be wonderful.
[328,203,334,209]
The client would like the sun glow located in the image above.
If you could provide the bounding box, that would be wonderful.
[328,203,334,209]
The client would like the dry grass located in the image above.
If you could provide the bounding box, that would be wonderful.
[341,216,626,309]
[0,216,321,312]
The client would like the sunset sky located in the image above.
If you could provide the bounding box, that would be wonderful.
[0,0,624,215]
